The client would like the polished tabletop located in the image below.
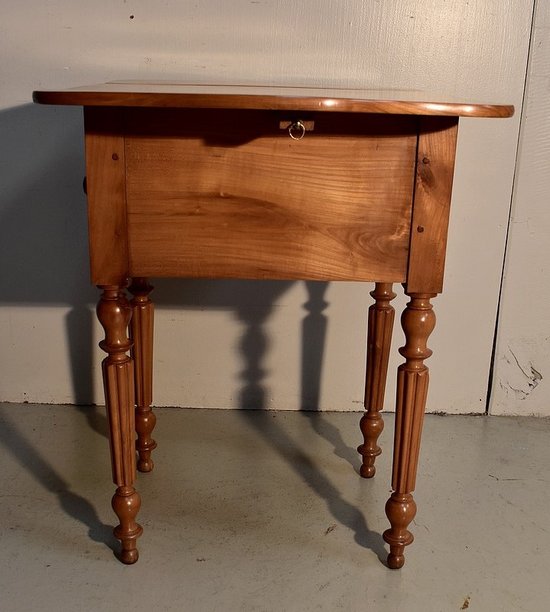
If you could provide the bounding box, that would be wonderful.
[33,81,514,117]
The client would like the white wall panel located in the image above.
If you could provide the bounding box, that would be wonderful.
[0,1,532,412]
[491,0,550,416]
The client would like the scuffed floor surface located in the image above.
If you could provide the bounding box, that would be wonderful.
[1,403,549,612]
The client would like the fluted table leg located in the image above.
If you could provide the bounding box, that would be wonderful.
[97,285,143,564]
[129,277,157,473]
[358,283,396,478]
[383,293,435,569]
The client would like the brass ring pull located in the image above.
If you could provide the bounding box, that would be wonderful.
[288,120,306,140]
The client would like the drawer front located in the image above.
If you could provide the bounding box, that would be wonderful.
[123,109,417,281]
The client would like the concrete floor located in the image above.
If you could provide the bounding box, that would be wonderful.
[0,404,549,612]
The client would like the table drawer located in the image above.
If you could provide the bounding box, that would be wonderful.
[88,108,418,283]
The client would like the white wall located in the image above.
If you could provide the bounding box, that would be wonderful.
[491,0,550,416]
[0,1,533,413]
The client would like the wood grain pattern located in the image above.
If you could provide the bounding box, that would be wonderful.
[33,82,514,118]
[97,286,142,564]
[358,283,396,478]
[125,109,416,281]
[383,293,436,569]
[406,117,459,294]
[84,108,130,286]
[129,278,157,473]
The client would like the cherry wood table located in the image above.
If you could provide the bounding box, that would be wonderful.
[33,83,513,568]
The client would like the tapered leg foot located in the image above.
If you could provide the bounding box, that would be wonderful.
[383,493,416,569]
[129,278,157,473]
[112,485,143,564]
[358,283,396,478]
[98,285,143,564]
[384,293,435,568]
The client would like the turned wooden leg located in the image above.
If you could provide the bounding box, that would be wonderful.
[129,278,157,473]
[383,293,436,569]
[358,283,396,478]
[97,286,143,564]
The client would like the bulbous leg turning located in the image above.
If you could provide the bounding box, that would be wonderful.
[129,278,157,473]
[97,285,143,563]
[112,486,143,564]
[358,283,396,478]
[383,493,416,569]
[384,293,435,568]
[358,412,384,478]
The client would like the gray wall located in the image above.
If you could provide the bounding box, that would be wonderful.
[0,1,534,413]
[492,0,550,416]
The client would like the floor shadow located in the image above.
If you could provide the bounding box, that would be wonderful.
[74,404,109,439]
[242,410,386,559]
[0,104,117,551]
[236,279,385,560]
[0,411,116,552]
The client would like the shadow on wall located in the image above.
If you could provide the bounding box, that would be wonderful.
[0,104,356,415]
[0,104,96,404]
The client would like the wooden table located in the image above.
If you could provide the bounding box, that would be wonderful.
[33,83,513,568]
